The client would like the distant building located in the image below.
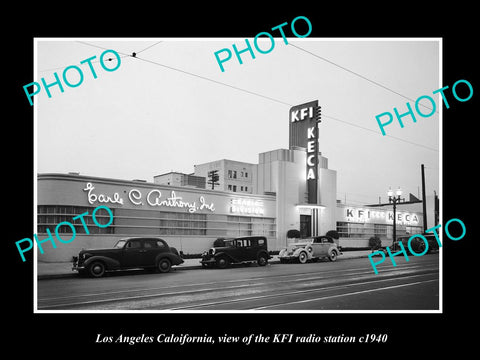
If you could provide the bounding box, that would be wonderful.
[154,172,206,189]
[194,159,256,194]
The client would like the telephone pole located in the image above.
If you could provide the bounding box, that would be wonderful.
[421,164,427,233]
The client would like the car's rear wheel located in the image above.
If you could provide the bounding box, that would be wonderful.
[257,254,268,266]
[298,251,308,264]
[88,261,106,278]
[328,250,338,262]
[216,256,229,269]
[157,258,172,273]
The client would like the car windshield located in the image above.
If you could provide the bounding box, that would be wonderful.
[224,240,235,247]
[114,240,127,249]
[288,238,311,245]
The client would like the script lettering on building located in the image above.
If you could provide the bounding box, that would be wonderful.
[83,182,215,213]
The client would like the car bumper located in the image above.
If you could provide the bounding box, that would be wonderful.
[279,254,298,260]
[72,264,85,272]
[200,258,216,265]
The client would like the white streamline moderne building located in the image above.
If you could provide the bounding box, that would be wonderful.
[36,101,426,262]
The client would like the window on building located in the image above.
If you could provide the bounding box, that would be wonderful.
[228,184,232,190]
[245,172,248,178]
[233,171,237,179]
[233,185,237,192]
[227,216,276,237]
[240,186,244,191]
[37,205,114,234]
[228,170,232,178]
[245,186,248,192]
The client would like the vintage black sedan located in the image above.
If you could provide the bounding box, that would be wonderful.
[72,237,184,278]
[200,236,270,269]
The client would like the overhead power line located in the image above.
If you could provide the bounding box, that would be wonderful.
[72,40,439,152]
[289,43,438,114]
[135,41,163,55]
[133,55,292,107]
[133,54,439,152]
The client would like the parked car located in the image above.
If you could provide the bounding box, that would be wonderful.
[200,236,270,269]
[279,236,342,263]
[393,233,439,254]
[72,237,184,278]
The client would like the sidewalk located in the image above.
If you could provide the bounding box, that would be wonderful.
[37,250,373,280]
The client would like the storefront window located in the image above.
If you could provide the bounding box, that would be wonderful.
[336,221,422,240]
[226,216,275,237]
[38,206,276,239]
[37,205,114,234]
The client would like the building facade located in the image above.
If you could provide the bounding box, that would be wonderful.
[194,159,256,194]
[336,204,423,248]
[36,99,425,262]
[37,173,276,261]
[154,172,206,189]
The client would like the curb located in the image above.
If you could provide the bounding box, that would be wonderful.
[37,253,371,280]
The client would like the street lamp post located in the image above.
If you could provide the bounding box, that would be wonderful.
[388,187,403,247]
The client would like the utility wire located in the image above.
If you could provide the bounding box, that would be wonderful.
[324,114,439,152]
[289,43,438,114]
[38,41,133,73]
[72,40,439,152]
[38,55,130,73]
[133,54,439,152]
[133,55,292,106]
[39,40,162,73]
[76,40,130,55]
[135,40,163,55]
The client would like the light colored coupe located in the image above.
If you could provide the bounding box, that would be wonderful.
[279,236,342,263]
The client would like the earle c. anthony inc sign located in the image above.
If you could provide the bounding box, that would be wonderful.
[83,182,215,213]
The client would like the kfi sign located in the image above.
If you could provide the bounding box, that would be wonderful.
[289,100,322,204]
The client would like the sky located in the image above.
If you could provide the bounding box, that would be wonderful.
[35,38,440,206]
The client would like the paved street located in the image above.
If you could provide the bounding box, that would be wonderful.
[37,254,439,311]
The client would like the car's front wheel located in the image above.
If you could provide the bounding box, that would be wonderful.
[298,251,308,264]
[88,261,106,278]
[216,256,230,269]
[157,258,172,273]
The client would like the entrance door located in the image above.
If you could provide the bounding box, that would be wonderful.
[300,215,312,238]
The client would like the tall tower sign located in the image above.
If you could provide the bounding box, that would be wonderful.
[289,100,322,204]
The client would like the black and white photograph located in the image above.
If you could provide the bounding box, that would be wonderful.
[33,37,441,312]
[7,6,476,353]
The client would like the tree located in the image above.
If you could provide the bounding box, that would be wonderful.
[286,229,301,239]
[369,236,382,250]
[325,230,339,239]
[213,238,226,247]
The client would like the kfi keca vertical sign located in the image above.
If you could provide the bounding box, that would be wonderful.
[289,100,322,204]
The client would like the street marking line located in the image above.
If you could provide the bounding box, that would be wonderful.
[37,264,438,307]
[252,279,438,310]
[38,263,438,302]
[38,271,437,310]
[167,273,438,310]
[37,282,259,309]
